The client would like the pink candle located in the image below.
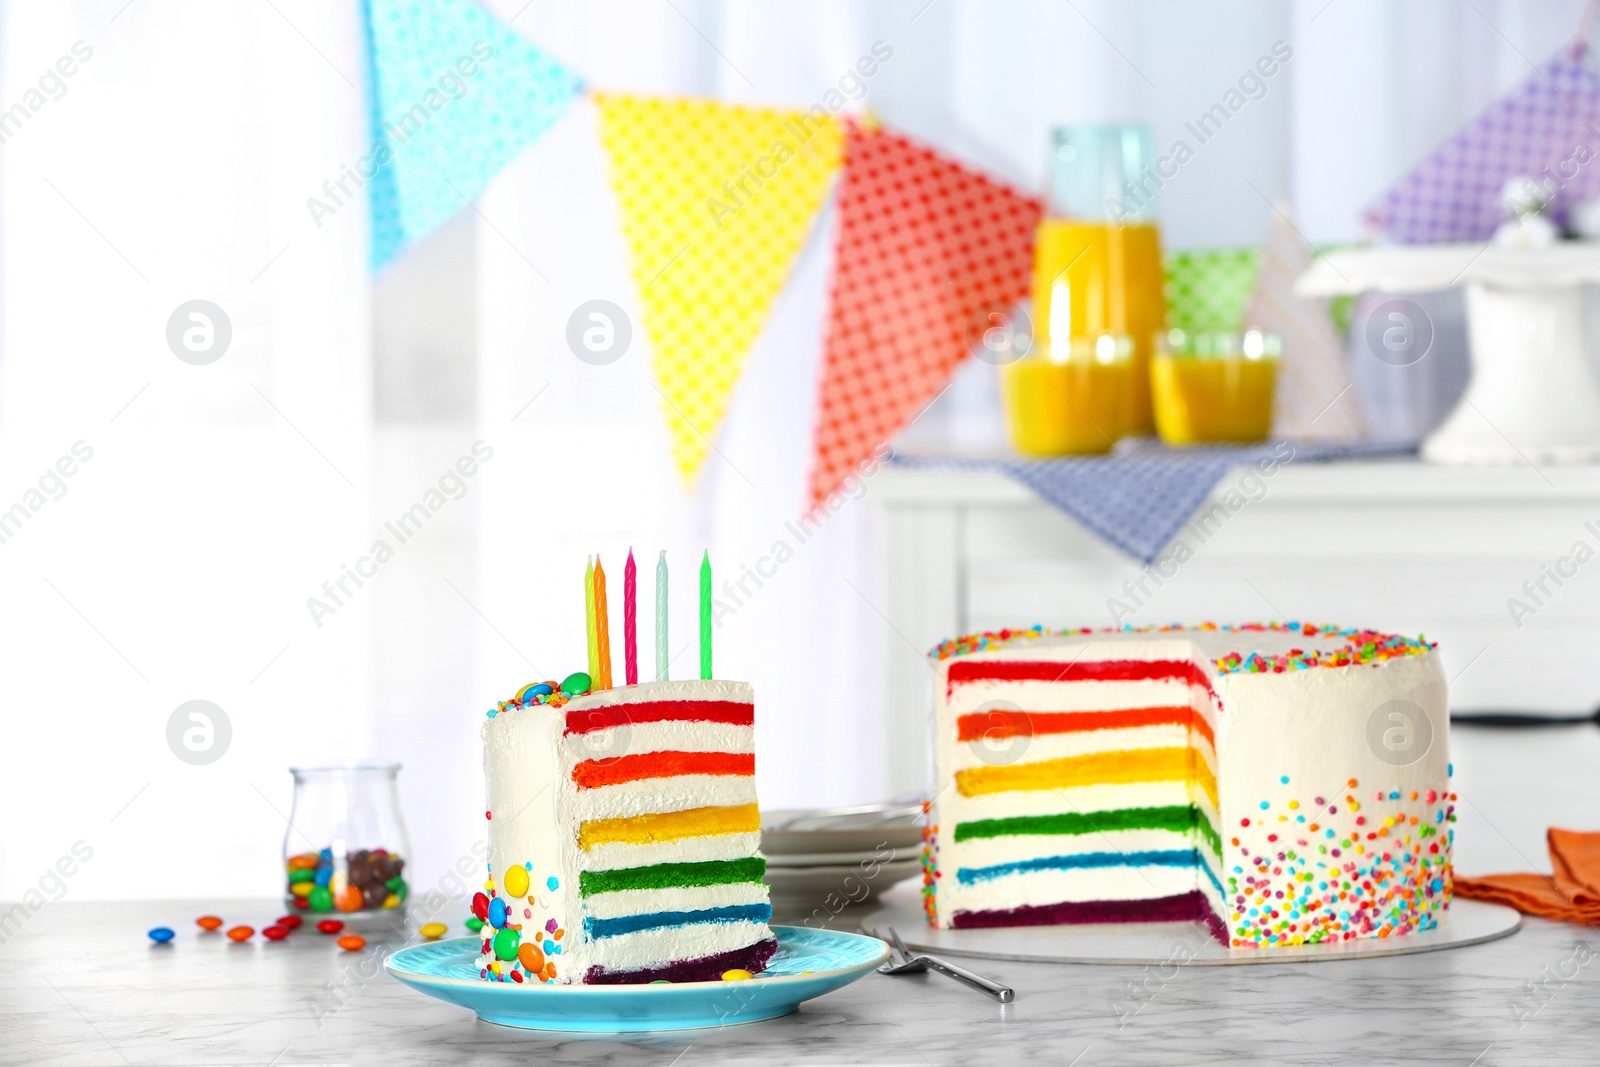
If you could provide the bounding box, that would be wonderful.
[624,549,638,686]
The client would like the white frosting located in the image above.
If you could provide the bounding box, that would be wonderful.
[481,679,772,983]
[928,627,1451,946]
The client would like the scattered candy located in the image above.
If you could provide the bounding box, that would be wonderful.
[226,925,254,942]
[275,915,303,930]
[262,925,290,941]
[418,922,448,941]
[148,927,175,943]
[464,917,486,932]
[649,979,671,984]
[316,919,345,935]
[560,670,592,696]
[196,916,223,931]
[336,934,367,952]
[503,864,530,898]
[721,969,754,981]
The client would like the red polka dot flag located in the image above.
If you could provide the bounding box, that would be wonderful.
[808,122,1043,506]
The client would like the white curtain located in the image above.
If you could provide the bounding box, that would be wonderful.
[1,0,1587,899]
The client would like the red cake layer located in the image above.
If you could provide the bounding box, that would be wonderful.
[565,700,753,735]
[946,658,1215,695]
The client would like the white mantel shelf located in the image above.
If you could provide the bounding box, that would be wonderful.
[866,458,1600,796]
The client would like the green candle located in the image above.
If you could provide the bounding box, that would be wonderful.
[699,550,711,681]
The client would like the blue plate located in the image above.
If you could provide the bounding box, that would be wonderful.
[384,926,890,1032]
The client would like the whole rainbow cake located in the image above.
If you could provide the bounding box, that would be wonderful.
[474,553,774,984]
[922,622,1454,948]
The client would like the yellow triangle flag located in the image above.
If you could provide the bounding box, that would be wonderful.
[595,94,844,486]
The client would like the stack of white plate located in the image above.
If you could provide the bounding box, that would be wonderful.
[761,802,924,918]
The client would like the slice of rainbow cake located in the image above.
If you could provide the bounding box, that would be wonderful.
[478,676,774,984]
[924,623,1454,948]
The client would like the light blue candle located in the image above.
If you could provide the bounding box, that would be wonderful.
[655,550,668,682]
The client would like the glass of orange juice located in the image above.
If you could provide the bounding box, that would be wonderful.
[1033,125,1168,437]
[1000,333,1132,457]
[1150,329,1281,445]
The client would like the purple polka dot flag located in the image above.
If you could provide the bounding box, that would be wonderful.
[1366,44,1600,243]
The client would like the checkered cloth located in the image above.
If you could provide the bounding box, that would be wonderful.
[892,441,1415,563]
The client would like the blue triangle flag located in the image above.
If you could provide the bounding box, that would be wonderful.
[361,0,582,269]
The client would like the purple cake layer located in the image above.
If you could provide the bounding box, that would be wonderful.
[583,937,779,985]
[952,890,1229,945]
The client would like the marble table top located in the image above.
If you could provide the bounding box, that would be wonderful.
[6,724,1600,1066]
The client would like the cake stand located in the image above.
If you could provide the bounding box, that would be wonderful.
[1297,243,1600,464]
[859,885,1518,966]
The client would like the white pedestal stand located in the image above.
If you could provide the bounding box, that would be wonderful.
[1298,244,1600,464]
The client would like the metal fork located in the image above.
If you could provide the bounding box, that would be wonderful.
[876,926,1015,1003]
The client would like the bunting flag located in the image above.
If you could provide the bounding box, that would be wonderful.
[808,124,1043,505]
[362,0,583,270]
[1164,248,1259,333]
[1366,44,1600,243]
[595,94,845,487]
[1243,202,1365,442]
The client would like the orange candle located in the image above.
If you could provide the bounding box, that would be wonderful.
[594,557,613,690]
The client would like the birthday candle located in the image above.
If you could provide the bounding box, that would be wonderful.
[624,549,638,686]
[584,556,598,682]
[655,551,668,682]
[595,556,612,690]
[699,550,711,681]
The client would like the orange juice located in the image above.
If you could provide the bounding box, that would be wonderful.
[999,337,1131,457]
[1150,333,1279,445]
[1032,220,1166,436]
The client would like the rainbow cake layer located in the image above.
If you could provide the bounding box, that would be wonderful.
[479,679,775,984]
[923,623,1455,948]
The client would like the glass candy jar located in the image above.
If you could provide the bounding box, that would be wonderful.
[284,763,411,926]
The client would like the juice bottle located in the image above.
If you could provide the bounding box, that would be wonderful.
[1033,125,1168,436]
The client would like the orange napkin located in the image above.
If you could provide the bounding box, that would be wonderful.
[1455,828,1600,922]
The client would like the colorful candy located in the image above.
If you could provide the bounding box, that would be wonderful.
[517,942,545,972]
[307,886,333,912]
[148,927,175,943]
[488,897,508,929]
[226,925,254,942]
[560,671,592,696]
[286,848,407,916]
[196,915,223,931]
[503,865,530,898]
[262,925,289,941]
[336,934,367,952]
[316,919,345,935]
[471,892,490,921]
[721,969,754,981]
[492,928,520,961]
[464,917,486,932]
[335,885,364,913]
[418,922,448,941]
[275,915,303,930]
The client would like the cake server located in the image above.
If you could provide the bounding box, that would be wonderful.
[877,927,1015,1003]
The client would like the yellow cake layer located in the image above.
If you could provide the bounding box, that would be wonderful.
[954,747,1218,810]
[577,803,761,851]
